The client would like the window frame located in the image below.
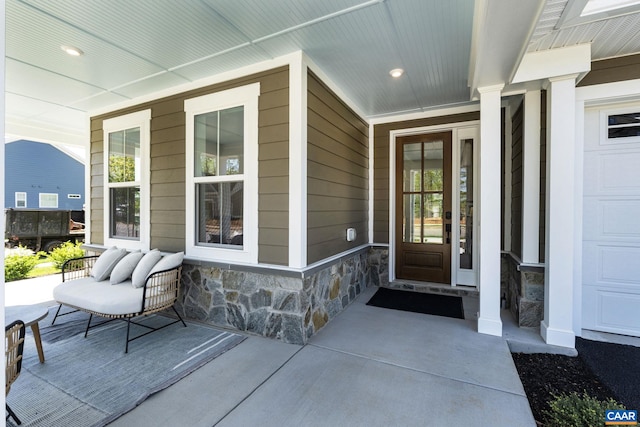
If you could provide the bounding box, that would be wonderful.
[39,193,58,208]
[184,83,260,263]
[102,109,151,251]
[601,107,640,145]
[15,192,27,208]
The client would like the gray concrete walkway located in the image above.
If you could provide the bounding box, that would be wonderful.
[5,277,536,426]
[110,285,535,427]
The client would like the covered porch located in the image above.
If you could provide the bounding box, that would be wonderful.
[6,276,538,426]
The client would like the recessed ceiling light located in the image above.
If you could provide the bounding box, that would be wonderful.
[389,68,404,78]
[61,45,84,57]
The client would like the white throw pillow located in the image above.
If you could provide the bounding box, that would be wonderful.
[91,247,127,281]
[131,250,162,288]
[110,251,144,285]
[147,251,184,279]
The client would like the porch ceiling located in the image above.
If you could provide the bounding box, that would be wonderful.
[5,0,640,147]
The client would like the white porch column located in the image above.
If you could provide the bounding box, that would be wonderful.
[478,84,504,337]
[522,90,541,263]
[541,75,578,348]
[1,0,6,410]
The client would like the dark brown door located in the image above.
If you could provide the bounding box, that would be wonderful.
[396,132,452,283]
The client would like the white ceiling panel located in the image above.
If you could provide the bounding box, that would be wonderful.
[32,108,88,131]
[5,93,56,118]
[386,0,473,108]
[21,0,251,69]
[530,0,568,43]
[171,45,274,82]
[528,1,640,60]
[208,0,374,41]
[258,4,421,114]
[591,14,640,58]
[67,91,131,112]
[7,0,167,89]
[110,71,191,100]
[5,0,640,145]
[6,58,106,104]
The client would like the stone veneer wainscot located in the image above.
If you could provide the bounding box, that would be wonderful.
[176,247,389,344]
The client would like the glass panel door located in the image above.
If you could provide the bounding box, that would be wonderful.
[396,132,452,284]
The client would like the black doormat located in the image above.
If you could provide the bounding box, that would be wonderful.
[366,287,465,319]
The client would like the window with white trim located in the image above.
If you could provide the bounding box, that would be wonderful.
[185,83,259,263]
[39,193,58,208]
[15,192,27,208]
[103,110,151,251]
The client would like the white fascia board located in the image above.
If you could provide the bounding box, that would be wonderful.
[576,78,640,104]
[369,102,480,125]
[512,44,592,84]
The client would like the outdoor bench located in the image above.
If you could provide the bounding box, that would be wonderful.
[51,248,186,353]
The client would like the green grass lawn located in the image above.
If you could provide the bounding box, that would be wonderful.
[27,257,61,278]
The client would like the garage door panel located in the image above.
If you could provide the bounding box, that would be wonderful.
[583,197,640,241]
[584,150,640,196]
[583,243,640,286]
[583,103,640,338]
[583,287,640,337]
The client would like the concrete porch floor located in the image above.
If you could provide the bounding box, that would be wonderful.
[6,276,537,426]
[110,285,536,426]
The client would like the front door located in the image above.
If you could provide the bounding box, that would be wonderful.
[396,132,452,283]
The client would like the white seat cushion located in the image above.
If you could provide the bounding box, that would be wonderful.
[54,277,144,316]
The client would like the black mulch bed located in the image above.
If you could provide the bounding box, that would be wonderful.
[512,338,640,425]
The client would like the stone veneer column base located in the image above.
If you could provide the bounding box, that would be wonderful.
[176,247,389,345]
[501,253,545,328]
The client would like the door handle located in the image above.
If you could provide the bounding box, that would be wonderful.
[445,223,451,243]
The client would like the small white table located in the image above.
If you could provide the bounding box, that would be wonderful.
[5,304,49,363]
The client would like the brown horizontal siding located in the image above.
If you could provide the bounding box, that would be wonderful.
[89,66,289,264]
[539,90,547,263]
[373,111,480,243]
[307,71,369,264]
[511,102,524,259]
[578,54,640,87]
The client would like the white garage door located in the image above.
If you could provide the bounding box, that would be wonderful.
[583,103,640,337]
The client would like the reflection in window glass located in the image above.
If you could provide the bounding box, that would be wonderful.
[197,182,243,246]
[402,140,444,244]
[423,141,443,192]
[109,128,140,183]
[110,187,140,239]
[402,194,420,243]
[423,193,443,243]
[403,143,422,192]
[460,139,473,269]
[194,106,244,177]
[608,112,640,139]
